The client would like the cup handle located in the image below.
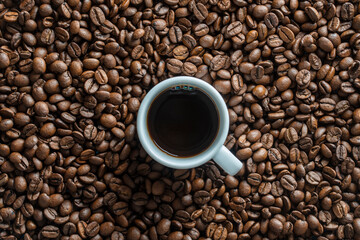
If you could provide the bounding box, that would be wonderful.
[213,146,243,176]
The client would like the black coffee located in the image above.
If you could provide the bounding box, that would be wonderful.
[147,86,219,157]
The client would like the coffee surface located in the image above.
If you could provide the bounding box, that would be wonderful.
[148,88,218,157]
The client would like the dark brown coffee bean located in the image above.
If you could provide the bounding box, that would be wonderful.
[59,3,72,18]
[193,24,209,37]
[318,37,334,52]
[336,144,347,161]
[284,127,299,144]
[306,171,321,185]
[247,173,262,186]
[84,125,97,140]
[296,69,311,89]
[132,192,148,206]
[0,52,10,68]
[341,3,355,21]
[294,220,308,235]
[41,225,60,238]
[264,13,279,28]
[193,3,208,22]
[60,136,75,150]
[201,206,216,222]
[278,26,295,43]
[182,61,197,76]
[268,148,281,163]
[269,218,283,234]
[326,127,342,143]
[4,11,19,22]
[305,6,320,22]
[68,42,81,58]
[320,98,336,112]
[41,28,55,45]
[211,55,230,71]
[332,201,348,219]
[90,7,106,26]
[152,19,167,31]
[86,221,100,237]
[111,201,128,216]
[226,21,243,37]
[44,208,58,221]
[258,182,272,195]
[167,59,183,74]
[193,190,211,205]
[131,45,145,60]
[251,65,264,80]
[267,35,283,48]
[55,27,69,42]
[213,225,227,240]
[280,175,297,191]
[33,57,46,73]
[173,45,189,60]
[157,218,171,235]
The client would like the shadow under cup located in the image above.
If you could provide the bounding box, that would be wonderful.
[147,85,220,158]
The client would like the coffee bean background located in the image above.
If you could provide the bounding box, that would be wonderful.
[1,0,360,239]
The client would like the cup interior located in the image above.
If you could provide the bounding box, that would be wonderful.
[147,85,219,157]
[137,77,229,169]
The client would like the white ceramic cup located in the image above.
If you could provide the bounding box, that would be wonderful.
[137,76,243,175]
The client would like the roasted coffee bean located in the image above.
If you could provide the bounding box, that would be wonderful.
[265,12,279,28]
[306,171,321,185]
[0,52,10,68]
[41,225,60,238]
[296,69,311,89]
[277,28,294,46]
[268,148,282,164]
[41,28,55,45]
[44,208,58,221]
[247,173,262,186]
[206,165,220,180]
[280,175,297,191]
[192,3,208,22]
[193,191,211,205]
[167,59,183,74]
[226,21,243,37]
[90,7,106,26]
[86,221,100,237]
[202,206,216,222]
[84,125,97,140]
[4,11,19,22]
[284,127,299,144]
[258,182,272,195]
[211,55,230,71]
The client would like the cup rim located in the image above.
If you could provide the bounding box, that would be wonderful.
[137,76,229,169]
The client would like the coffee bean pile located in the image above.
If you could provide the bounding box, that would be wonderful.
[1,0,360,239]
